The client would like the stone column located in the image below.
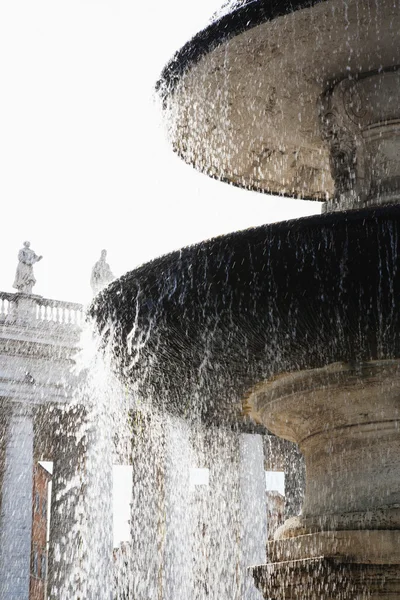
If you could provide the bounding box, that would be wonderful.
[84,400,114,600]
[192,426,241,600]
[47,405,114,600]
[239,433,267,600]
[130,413,165,600]
[0,407,34,600]
[47,408,86,600]
[163,416,193,600]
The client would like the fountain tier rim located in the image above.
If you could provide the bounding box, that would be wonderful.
[157,0,400,203]
[157,0,326,99]
[90,205,400,424]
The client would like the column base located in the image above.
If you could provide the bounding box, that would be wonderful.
[274,509,400,540]
[247,361,400,598]
[253,530,400,599]
[253,556,400,600]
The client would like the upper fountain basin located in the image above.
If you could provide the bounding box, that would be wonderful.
[158,0,400,202]
[90,205,400,423]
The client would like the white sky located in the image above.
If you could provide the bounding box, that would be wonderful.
[265,470,285,496]
[2,0,320,547]
[113,464,132,546]
[0,0,321,305]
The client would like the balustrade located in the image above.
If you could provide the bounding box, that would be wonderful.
[0,291,84,328]
[0,292,16,319]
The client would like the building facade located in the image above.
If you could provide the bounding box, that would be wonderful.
[0,292,83,600]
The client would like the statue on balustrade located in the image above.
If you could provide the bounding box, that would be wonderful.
[13,241,43,294]
[91,249,114,296]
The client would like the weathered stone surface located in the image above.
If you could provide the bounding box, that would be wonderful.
[247,360,400,535]
[247,360,400,599]
[320,71,400,211]
[153,3,400,599]
[90,249,114,297]
[47,409,87,600]
[0,294,83,411]
[268,530,400,565]
[159,0,400,204]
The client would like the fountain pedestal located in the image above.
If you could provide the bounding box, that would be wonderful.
[247,361,400,599]
[243,66,400,600]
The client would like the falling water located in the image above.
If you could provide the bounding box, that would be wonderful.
[91,207,400,408]
[42,310,288,600]
[125,408,273,600]
[2,1,398,598]
[88,205,400,598]
[48,325,132,600]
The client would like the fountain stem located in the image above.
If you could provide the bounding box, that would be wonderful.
[320,69,400,213]
[248,361,400,599]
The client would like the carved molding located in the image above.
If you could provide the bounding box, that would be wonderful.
[319,69,400,212]
[0,338,76,361]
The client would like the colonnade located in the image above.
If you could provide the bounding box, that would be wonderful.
[0,402,290,600]
[0,293,86,600]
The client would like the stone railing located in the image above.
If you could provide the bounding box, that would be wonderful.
[0,291,85,328]
[0,292,15,320]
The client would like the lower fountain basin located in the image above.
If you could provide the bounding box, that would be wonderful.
[90,205,400,423]
[247,359,400,532]
[253,556,400,600]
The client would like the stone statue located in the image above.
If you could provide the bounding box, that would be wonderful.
[91,249,114,296]
[13,241,43,294]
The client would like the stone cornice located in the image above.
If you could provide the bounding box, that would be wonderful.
[0,337,77,361]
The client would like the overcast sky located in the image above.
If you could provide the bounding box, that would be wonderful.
[0,0,321,305]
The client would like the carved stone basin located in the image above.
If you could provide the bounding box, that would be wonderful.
[158,0,400,211]
[90,205,400,597]
[90,204,400,423]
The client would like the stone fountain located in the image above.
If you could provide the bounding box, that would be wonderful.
[91,1,400,598]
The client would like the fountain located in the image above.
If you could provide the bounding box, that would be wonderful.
[91,1,400,599]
